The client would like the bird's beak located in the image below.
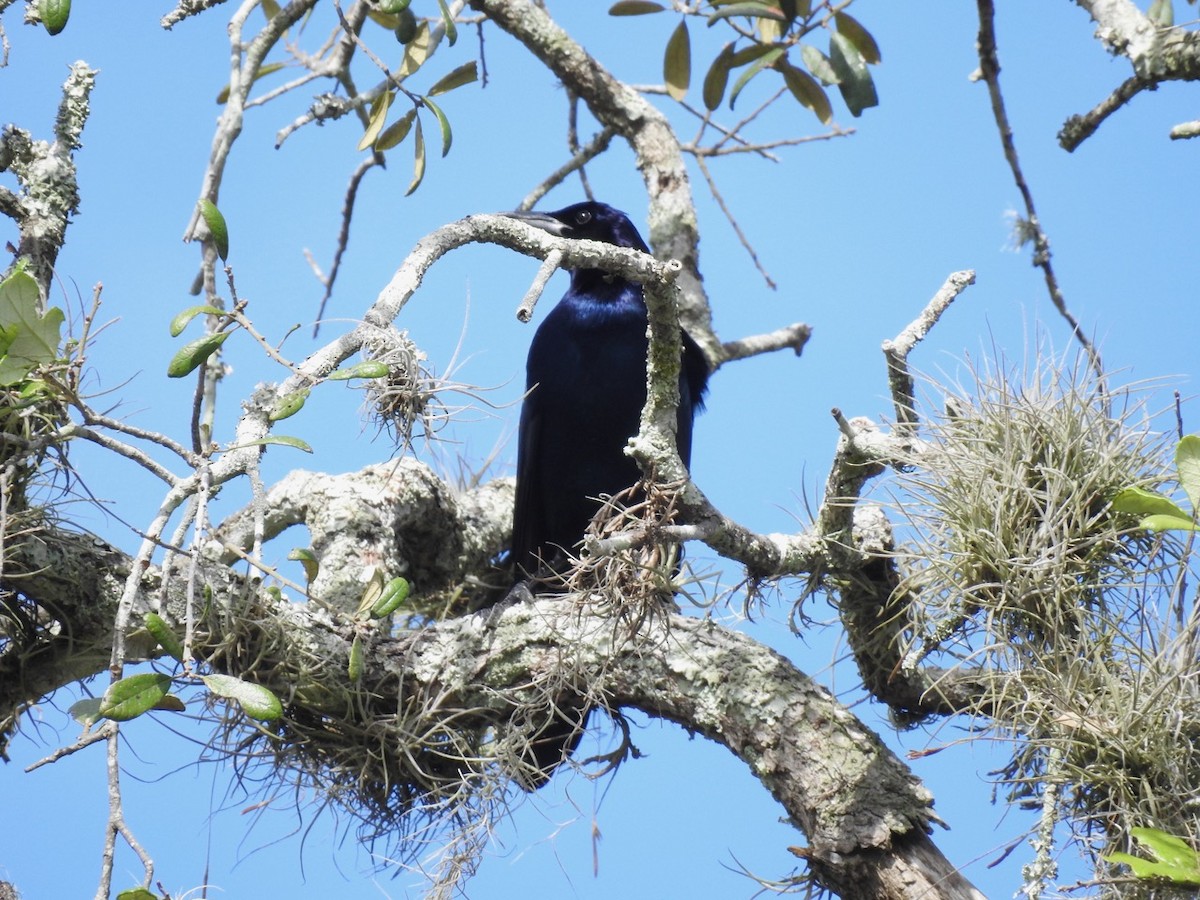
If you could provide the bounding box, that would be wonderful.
[503,209,571,237]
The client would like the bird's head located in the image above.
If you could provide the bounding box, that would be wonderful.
[506,201,650,254]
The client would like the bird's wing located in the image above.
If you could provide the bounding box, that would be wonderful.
[511,397,542,577]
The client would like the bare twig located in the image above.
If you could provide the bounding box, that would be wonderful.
[720,322,811,363]
[312,153,384,336]
[881,270,976,436]
[694,153,776,289]
[975,0,1105,388]
[519,124,615,211]
[1058,74,1155,151]
[516,249,564,322]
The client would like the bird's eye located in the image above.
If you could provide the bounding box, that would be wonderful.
[574,210,592,226]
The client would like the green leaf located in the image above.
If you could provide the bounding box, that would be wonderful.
[1176,435,1200,510]
[422,96,454,157]
[392,7,417,42]
[609,0,665,13]
[1111,486,1189,520]
[0,266,64,386]
[834,11,881,64]
[702,42,735,110]
[198,199,229,261]
[377,0,412,12]
[269,387,310,422]
[374,109,416,152]
[663,19,691,101]
[729,42,778,68]
[154,694,187,713]
[355,567,388,619]
[828,31,878,116]
[1140,513,1200,533]
[707,2,787,26]
[1131,826,1200,869]
[327,360,391,381]
[99,673,173,722]
[144,613,185,663]
[68,697,103,726]
[1107,828,1200,884]
[169,305,225,337]
[799,43,838,85]
[348,634,364,682]
[216,61,286,104]
[38,0,71,34]
[287,546,320,584]
[436,0,458,44]
[778,59,833,123]
[1148,0,1175,26]
[116,889,160,900]
[370,577,411,618]
[262,0,281,19]
[166,331,229,378]
[428,61,479,96]
[202,673,284,721]
[729,46,784,108]
[358,90,394,152]
[406,116,427,196]
[225,434,314,453]
[398,21,432,77]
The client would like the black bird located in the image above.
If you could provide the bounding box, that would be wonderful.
[503,200,709,784]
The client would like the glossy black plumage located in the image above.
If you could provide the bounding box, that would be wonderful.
[503,201,709,784]
[509,201,709,581]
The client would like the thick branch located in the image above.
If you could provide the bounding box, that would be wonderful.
[1,521,981,899]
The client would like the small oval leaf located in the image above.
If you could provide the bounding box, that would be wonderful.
[800,43,838,85]
[99,673,173,722]
[834,11,881,64]
[287,546,320,584]
[729,46,784,108]
[422,96,454,157]
[169,305,225,337]
[778,60,833,124]
[609,0,665,13]
[370,577,411,618]
[393,7,417,42]
[167,331,230,378]
[225,434,314,453]
[144,612,185,663]
[39,0,71,34]
[398,20,432,76]
[69,697,103,726]
[829,31,878,116]
[428,61,479,96]
[1111,486,1189,520]
[116,889,159,900]
[702,43,735,111]
[269,387,310,422]
[327,360,392,381]
[707,2,787,26]
[664,19,691,101]
[202,673,284,721]
[375,109,416,152]
[198,199,230,261]
[348,635,364,682]
[1175,434,1200,510]
[358,90,395,152]
[406,116,427,196]
[436,0,458,44]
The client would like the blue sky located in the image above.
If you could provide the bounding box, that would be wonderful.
[3,1,1197,897]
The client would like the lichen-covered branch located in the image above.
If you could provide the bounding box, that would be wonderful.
[0,519,981,899]
[0,62,96,297]
[1063,0,1200,148]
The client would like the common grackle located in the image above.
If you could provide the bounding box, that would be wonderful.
[501,200,709,785]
